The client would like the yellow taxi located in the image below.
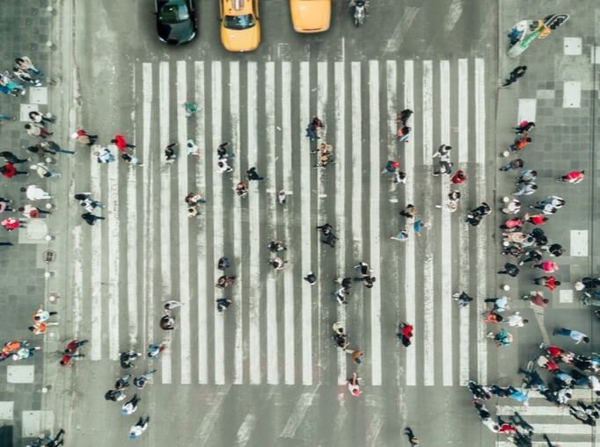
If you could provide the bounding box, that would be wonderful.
[219,0,261,52]
[290,0,331,33]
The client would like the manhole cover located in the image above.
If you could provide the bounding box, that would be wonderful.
[42,250,56,263]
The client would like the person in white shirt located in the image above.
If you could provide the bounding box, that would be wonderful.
[128,416,150,439]
[18,204,51,218]
[504,312,529,328]
[21,185,52,201]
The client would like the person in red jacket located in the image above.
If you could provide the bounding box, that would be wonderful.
[0,162,27,178]
[451,169,467,185]
[534,261,559,273]
[523,213,548,226]
[558,170,584,184]
[1,217,25,231]
[111,134,135,153]
[534,275,561,291]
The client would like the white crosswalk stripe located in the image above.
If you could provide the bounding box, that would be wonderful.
[76,57,492,387]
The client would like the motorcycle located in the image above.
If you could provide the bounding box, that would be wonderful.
[350,0,368,27]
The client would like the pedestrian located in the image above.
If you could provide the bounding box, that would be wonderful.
[33,307,57,322]
[30,162,61,179]
[513,183,537,196]
[347,349,364,365]
[147,342,166,358]
[533,260,559,273]
[71,129,98,146]
[216,158,233,173]
[503,312,528,328]
[358,275,376,289]
[0,73,25,97]
[129,416,150,440]
[21,185,52,201]
[523,291,549,308]
[502,198,521,215]
[518,248,542,266]
[13,345,41,361]
[184,101,200,117]
[160,313,176,330]
[533,275,561,292]
[0,151,27,164]
[216,275,236,289]
[499,158,524,171]
[28,110,54,125]
[235,181,249,198]
[267,239,287,252]
[332,287,348,305]
[432,153,452,176]
[163,300,182,311]
[546,243,565,257]
[508,135,532,153]
[0,114,14,123]
[403,427,420,446]
[335,277,353,291]
[121,394,141,416]
[413,218,428,236]
[305,116,322,141]
[64,339,88,355]
[164,143,177,163]
[186,139,200,157]
[42,429,65,447]
[217,257,230,271]
[74,193,105,212]
[484,296,510,312]
[216,298,232,312]
[392,170,407,184]
[268,257,287,271]
[111,135,135,153]
[453,291,474,307]
[450,169,467,185]
[487,328,513,347]
[558,170,585,184]
[216,142,232,159]
[381,160,400,175]
[532,196,565,210]
[246,166,265,181]
[514,121,535,134]
[0,198,12,214]
[0,162,28,178]
[81,213,105,226]
[400,204,417,219]
[435,196,459,213]
[277,190,287,205]
[24,123,52,139]
[497,263,520,277]
[516,169,537,184]
[391,228,409,241]
[553,327,590,344]
[303,271,317,285]
[31,141,75,156]
[15,56,43,76]
[28,321,48,335]
[121,153,143,166]
[502,66,527,87]
[397,109,413,126]
[1,217,25,231]
[523,213,548,226]
[13,67,41,86]
[184,192,206,207]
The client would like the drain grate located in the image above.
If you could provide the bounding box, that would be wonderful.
[42,250,56,263]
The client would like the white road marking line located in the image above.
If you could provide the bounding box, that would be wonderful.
[195,386,231,444]
[457,59,470,386]
[159,60,172,384]
[368,60,382,386]
[299,61,312,385]
[439,59,453,386]
[177,61,191,385]
[279,387,319,438]
[281,61,294,385]
[229,61,243,385]
[195,61,208,384]
[142,62,154,365]
[107,142,120,362]
[475,58,487,384]
[334,61,347,386]
[212,61,225,385]
[235,413,257,447]
[403,60,416,387]
[247,61,261,385]
[90,154,102,360]
[422,60,434,386]
[443,0,463,32]
[265,61,279,385]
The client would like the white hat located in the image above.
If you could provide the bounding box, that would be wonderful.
[71,132,79,139]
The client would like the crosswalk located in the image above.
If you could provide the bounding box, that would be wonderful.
[69,57,492,387]
[496,390,600,446]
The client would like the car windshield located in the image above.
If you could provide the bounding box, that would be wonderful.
[159,4,190,23]
[224,14,255,30]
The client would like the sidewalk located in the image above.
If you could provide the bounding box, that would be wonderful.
[0,2,65,446]
[494,0,600,404]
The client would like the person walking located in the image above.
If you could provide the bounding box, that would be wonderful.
[523,213,548,226]
[0,151,27,164]
[111,135,135,153]
[484,296,510,312]
[33,141,75,155]
[404,427,420,446]
[1,217,25,231]
[64,339,88,355]
[533,275,561,291]
[81,213,105,226]
[497,262,520,277]
[277,190,287,205]
[129,416,150,439]
[303,271,317,285]
[453,291,474,307]
[451,170,467,185]
[381,160,400,175]
[33,307,57,322]
[15,56,43,76]
[71,129,98,146]
[499,158,524,172]
[503,312,529,328]
[21,185,52,201]
[553,327,590,344]
[0,162,28,178]
[28,111,54,125]
[533,260,559,273]
[558,170,585,184]
[164,143,177,163]
[400,204,418,219]
[24,123,52,139]
[94,147,116,163]
[502,66,527,87]
[514,183,538,196]
[30,162,61,179]
[121,153,143,167]
[216,298,233,312]
[516,169,537,184]
[247,166,265,181]
[147,343,166,359]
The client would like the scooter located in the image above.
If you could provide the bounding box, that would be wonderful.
[350,0,368,27]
